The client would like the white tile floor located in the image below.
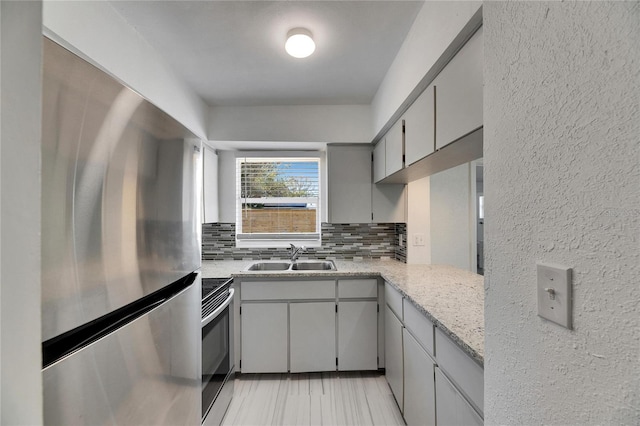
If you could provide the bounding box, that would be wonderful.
[221,372,405,426]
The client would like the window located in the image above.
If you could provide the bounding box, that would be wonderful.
[236,156,321,247]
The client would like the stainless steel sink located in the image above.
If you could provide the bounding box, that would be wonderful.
[245,260,337,271]
[290,261,337,271]
[246,262,291,271]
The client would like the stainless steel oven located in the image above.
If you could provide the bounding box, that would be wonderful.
[201,278,235,425]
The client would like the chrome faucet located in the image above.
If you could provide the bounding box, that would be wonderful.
[289,243,307,262]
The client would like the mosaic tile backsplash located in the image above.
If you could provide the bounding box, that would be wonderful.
[202,222,407,262]
[395,223,407,263]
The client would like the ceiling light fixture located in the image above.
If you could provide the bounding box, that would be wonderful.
[285,28,315,59]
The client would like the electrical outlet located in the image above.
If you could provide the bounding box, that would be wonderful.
[398,234,404,247]
[537,262,572,329]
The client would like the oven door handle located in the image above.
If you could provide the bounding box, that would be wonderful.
[202,288,234,328]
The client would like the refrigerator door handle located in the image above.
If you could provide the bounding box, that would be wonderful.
[202,288,235,328]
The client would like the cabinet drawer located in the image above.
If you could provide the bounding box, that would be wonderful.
[403,299,434,357]
[385,283,403,320]
[241,280,335,301]
[435,328,484,416]
[338,279,377,299]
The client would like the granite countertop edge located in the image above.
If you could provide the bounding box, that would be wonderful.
[200,259,484,366]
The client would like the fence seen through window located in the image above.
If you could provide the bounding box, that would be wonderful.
[236,157,320,242]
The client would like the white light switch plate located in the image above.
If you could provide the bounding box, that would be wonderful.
[413,233,425,246]
[537,262,572,329]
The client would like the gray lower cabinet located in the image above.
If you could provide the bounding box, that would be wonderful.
[240,277,381,374]
[338,301,378,371]
[435,367,483,426]
[435,327,484,416]
[385,305,404,410]
[403,328,436,426]
[384,282,483,425]
[240,302,288,373]
[290,302,336,373]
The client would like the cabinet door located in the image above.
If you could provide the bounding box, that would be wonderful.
[327,145,373,223]
[338,301,378,371]
[372,184,406,223]
[373,138,386,183]
[435,367,483,426]
[385,120,404,176]
[385,306,404,411]
[241,303,288,373]
[403,329,436,426]
[404,85,435,166]
[435,27,483,150]
[290,302,336,373]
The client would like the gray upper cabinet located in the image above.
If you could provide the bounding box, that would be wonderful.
[372,183,406,223]
[373,138,386,184]
[434,27,483,150]
[374,26,482,184]
[327,144,373,223]
[328,144,406,223]
[404,85,435,166]
[385,120,404,176]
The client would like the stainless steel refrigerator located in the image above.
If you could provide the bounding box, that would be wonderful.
[41,37,202,425]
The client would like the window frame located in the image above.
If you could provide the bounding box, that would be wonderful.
[235,152,323,248]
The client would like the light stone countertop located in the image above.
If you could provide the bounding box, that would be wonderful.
[201,258,484,365]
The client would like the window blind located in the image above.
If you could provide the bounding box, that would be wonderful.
[235,157,320,241]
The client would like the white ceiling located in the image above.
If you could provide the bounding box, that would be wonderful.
[108,1,424,107]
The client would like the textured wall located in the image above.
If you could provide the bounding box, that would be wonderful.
[484,2,639,424]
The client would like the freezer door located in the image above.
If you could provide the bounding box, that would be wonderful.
[43,282,201,425]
